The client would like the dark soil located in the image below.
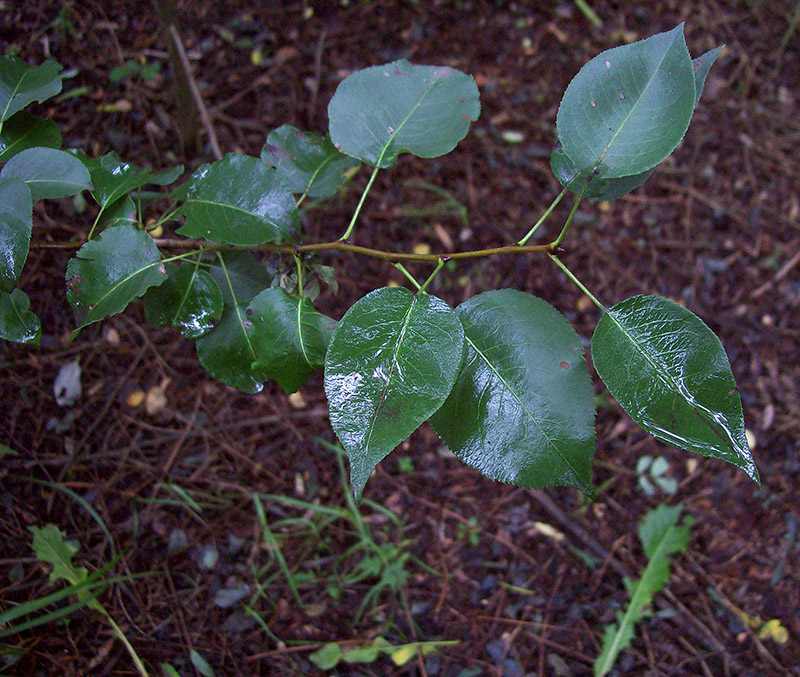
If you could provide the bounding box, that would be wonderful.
[2,1,799,675]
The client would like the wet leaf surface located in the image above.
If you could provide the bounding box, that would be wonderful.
[430,290,596,494]
[0,288,40,344]
[0,177,32,292]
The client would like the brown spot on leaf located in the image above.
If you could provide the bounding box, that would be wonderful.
[460,114,471,121]
[394,64,408,78]
[560,361,570,370]
[458,97,469,104]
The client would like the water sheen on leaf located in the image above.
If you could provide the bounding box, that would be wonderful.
[591,295,758,482]
[195,303,264,394]
[261,125,360,198]
[143,263,223,339]
[324,287,465,499]
[556,25,696,179]
[430,290,595,494]
[328,59,480,168]
[0,112,61,162]
[0,57,63,122]
[247,287,337,394]
[0,177,32,292]
[66,224,167,332]
[175,154,300,245]
[1,147,91,202]
[0,288,41,344]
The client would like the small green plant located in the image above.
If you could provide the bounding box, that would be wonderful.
[0,26,758,501]
[594,503,692,676]
[635,455,678,496]
[308,636,458,670]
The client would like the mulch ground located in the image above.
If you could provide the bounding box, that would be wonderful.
[2,1,799,675]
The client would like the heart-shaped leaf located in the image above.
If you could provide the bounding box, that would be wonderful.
[0,112,61,162]
[175,154,300,245]
[66,224,167,332]
[206,250,273,306]
[0,57,63,122]
[261,125,360,198]
[430,290,596,494]
[328,59,480,168]
[0,177,32,292]
[556,25,696,179]
[247,287,337,394]
[143,263,223,339]
[324,287,465,499]
[0,288,41,344]
[195,303,264,394]
[1,147,91,202]
[692,46,724,106]
[550,144,655,200]
[591,294,758,482]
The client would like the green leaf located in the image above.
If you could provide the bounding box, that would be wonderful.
[550,144,655,200]
[591,295,758,482]
[189,650,215,677]
[175,154,300,245]
[328,59,480,168]
[308,642,343,670]
[556,25,696,179]
[143,263,223,339]
[0,177,32,292]
[430,290,595,494]
[692,46,724,106]
[29,524,88,587]
[1,147,91,201]
[0,57,63,122]
[324,287,465,499]
[0,288,41,344]
[261,124,360,198]
[98,194,137,228]
[195,303,264,394]
[594,504,691,676]
[0,111,61,162]
[65,224,167,332]
[206,250,272,306]
[342,644,381,664]
[247,287,336,394]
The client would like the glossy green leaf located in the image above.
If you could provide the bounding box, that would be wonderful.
[143,263,223,339]
[324,287,465,499]
[0,288,41,345]
[65,224,167,332]
[0,57,63,122]
[195,303,264,394]
[261,124,360,198]
[328,59,480,168]
[556,25,696,179]
[0,112,61,162]
[430,290,596,494]
[98,195,137,228]
[1,147,91,202]
[692,46,724,106]
[175,154,300,245]
[247,287,337,394]
[0,177,32,292]
[550,144,655,200]
[206,250,272,306]
[591,295,758,482]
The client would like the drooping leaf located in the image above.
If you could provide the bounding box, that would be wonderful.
[0,288,41,344]
[195,303,264,394]
[1,147,91,201]
[0,111,61,162]
[0,177,32,292]
[206,250,273,306]
[0,57,63,122]
[328,59,480,168]
[692,46,724,106]
[556,25,696,179]
[261,124,360,198]
[430,290,596,494]
[143,263,223,339]
[65,224,167,332]
[594,504,692,676]
[247,287,337,394]
[324,287,465,499]
[175,154,300,245]
[591,294,758,482]
[550,144,655,200]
